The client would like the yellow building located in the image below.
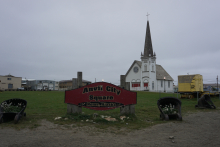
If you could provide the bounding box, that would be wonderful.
[0,74,22,91]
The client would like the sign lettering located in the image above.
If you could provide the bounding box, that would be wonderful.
[82,85,103,93]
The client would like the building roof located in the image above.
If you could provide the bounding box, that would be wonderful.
[22,79,35,81]
[0,74,14,77]
[156,64,173,81]
[59,79,91,83]
[0,74,21,78]
[5,74,14,77]
[125,60,173,81]
[125,60,142,77]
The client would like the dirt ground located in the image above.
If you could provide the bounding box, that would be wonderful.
[1,111,220,147]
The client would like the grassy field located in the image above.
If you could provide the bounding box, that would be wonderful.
[0,91,219,130]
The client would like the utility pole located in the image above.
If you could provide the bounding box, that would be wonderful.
[217,75,220,100]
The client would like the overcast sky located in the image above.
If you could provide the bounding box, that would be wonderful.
[1,0,220,85]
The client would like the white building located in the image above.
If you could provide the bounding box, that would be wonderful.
[26,80,59,90]
[125,20,174,92]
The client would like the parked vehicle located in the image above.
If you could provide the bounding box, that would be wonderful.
[178,74,218,98]
[17,87,25,91]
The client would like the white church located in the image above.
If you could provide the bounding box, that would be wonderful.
[125,20,174,92]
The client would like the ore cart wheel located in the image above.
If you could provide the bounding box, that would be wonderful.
[0,115,3,124]
[211,105,216,109]
[0,118,3,124]
[164,114,169,121]
[14,114,20,124]
[177,114,182,121]
[160,114,164,120]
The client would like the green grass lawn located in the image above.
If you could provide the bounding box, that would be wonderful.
[0,91,219,130]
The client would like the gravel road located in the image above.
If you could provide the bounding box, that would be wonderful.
[1,111,220,147]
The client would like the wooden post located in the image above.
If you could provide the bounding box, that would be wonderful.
[77,72,82,88]
[120,75,135,115]
[125,82,130,91]
[72,78,77,89]
[129,105,135,114]
[120,75,126,89]
[67,72,82,114]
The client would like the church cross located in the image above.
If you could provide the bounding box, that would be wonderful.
[146,13,150,20]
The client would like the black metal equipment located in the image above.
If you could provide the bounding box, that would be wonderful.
[0,98,27,124]
[195,94,216,109]
[157,97,182,121]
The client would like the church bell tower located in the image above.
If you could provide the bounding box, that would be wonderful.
[140,19,156,91]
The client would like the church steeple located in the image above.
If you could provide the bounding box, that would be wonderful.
[141,20,155,59]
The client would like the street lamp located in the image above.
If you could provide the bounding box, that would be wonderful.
[164,77,166,92]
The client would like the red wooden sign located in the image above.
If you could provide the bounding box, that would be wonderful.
[65,82,137,110]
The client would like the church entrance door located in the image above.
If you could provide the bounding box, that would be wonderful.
[144,83,148,90]
[144,83,148,87]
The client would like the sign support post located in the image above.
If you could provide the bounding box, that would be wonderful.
[120,75,135,115]
[67,72,82,114]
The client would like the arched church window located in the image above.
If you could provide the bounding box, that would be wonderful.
[131,79,140,88]
[152,65,154,71]
[144,64,147,71]
[152,81,154,90]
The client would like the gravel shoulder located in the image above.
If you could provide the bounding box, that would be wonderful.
[1,111,220,147]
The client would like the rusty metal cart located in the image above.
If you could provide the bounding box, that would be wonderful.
[195,94,216,109]
[157,97,182,121]
[0,98,27,124]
